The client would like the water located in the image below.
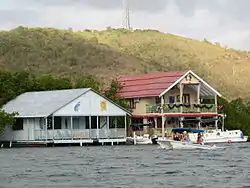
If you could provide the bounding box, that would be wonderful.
[0,143,250,188]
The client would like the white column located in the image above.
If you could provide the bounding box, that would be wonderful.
[180,83,183,113]
[96,116,99,138]
[214,95,218,129]
[107,116,110,138]
[52,116,54,141]
[124,116,127,138]
[197,83,201,112]
[179,83,184,128]
[70,116,73,140]
[89,116,91,138]
[161,96,165,137]
[115,117,118,140]
[45,117,48,142]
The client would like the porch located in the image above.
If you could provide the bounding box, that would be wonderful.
[146,103,217,113]
[34,128,126,141]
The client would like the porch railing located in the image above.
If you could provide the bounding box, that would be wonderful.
[146,104,217,113]
[34,128,126,141]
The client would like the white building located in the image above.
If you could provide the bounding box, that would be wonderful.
[1,88,131,145]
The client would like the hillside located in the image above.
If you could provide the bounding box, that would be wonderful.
[0,26,250,100]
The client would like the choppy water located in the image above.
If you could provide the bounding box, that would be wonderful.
[0,143,250,188]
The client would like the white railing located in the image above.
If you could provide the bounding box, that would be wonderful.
[34,128,126,141]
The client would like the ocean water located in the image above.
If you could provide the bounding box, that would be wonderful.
[0,143,249,188]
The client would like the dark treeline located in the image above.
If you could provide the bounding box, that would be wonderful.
[0,70,250,135]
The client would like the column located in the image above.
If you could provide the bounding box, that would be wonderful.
[96,116,99,138]
[161,96,165,137]
[143,118,148,134]
[45,117,48,142]
[70,116,73,140]
[214,95,218,130]
[179,83,183,113]
[89,116,91,138]
[52,116,54,141]
[197,83,201,112]
[107,116,110,138]
[124,116,127,138]
[154,117,157,129]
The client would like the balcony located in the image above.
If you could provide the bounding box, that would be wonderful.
[146,103,217,113]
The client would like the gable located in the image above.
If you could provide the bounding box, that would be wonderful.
[53,90,128,116]
[180,73,199,84]
[159,70,221,97]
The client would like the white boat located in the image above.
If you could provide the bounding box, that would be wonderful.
[127,134,158,145]
[171,128,248,144]
[157,140,218,150]
[189,129,248,144]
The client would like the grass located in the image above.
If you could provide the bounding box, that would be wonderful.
[0,26,250,100]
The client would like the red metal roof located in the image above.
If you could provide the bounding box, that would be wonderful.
[118,70,187,98]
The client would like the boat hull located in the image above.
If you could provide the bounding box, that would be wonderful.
[158,140,217,150]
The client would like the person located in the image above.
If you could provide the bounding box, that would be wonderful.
[197,133,203,145]
[185,134,191,143]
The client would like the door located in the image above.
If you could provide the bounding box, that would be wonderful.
[183,94,190,104]
[73,117,80,129]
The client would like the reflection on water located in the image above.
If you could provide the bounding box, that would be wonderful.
[0,143,250,188]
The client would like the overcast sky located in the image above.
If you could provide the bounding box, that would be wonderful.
[0,0,250,50]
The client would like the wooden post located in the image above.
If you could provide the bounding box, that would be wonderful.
[161,96,165,137]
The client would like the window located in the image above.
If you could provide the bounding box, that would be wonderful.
[129,99,136,109]
[13,118,23,131]
[91,116,98,129]
[85,117,90,129]
[155,97,161,104]
[176,94,190,104]
[169,96,175,104]
[54,117,62,129]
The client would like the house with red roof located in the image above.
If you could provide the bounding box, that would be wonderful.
[118,70,223,136]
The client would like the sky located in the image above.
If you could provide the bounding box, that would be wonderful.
[0,0,250,50]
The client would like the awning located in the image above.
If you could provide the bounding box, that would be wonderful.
[130,123,152,127]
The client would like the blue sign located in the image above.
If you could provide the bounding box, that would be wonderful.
[74,101,80,112]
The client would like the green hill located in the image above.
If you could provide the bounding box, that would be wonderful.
[1,26,250,100]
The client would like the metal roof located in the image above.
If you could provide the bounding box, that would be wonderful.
[118,70,221,98]
[118,71,187,98]
[2,88,90,117]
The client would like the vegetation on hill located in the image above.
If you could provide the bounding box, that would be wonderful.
[0,71,250,136]
[1,27,250,135]
[0,27,250,99]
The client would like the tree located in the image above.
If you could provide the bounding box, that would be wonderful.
[104,78,129,109]
[75,75,100,91]
[0,110,17,135]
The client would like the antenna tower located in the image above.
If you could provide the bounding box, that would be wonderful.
[122,0,131,29]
